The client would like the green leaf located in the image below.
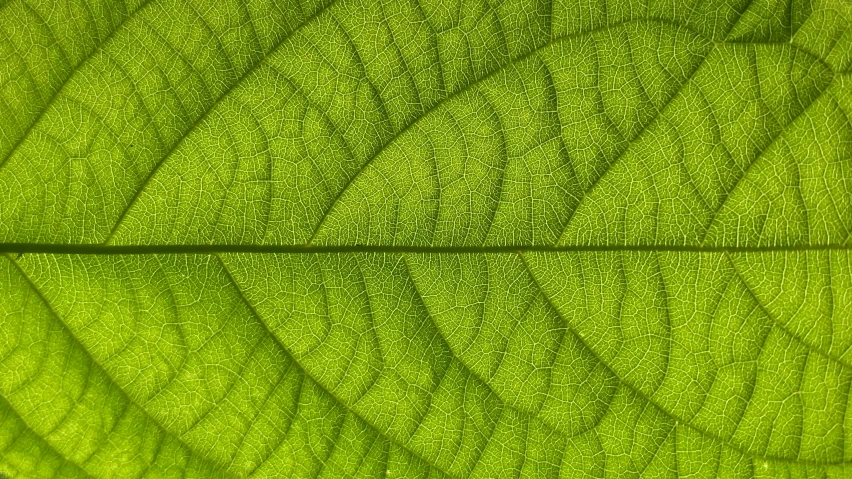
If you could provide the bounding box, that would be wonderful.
[1,0,851,477]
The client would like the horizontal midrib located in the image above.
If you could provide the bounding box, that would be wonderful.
[0,243,849,254]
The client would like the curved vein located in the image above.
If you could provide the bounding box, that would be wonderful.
[518,251,852,467]
[103,0,339,244]
[2,253,237,479]
[0,0,155,171]
[214,253,456,479]
[727,252,852,369]
[0,392,95,479]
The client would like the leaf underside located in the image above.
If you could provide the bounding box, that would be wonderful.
[1,0,852,477]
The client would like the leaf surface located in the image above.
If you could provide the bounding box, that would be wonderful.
[1,0,852,477]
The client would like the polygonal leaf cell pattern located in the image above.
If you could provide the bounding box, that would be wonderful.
[0,0,852,477]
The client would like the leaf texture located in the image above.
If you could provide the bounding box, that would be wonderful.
[1,0,852,477]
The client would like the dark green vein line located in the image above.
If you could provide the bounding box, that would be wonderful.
[0,0,155,171]
[307,17,667,243]
[214,254,457,479]
[727,252,852,368]
[1,253,238,479]
[308,15,824,245]
[0,243,849,255]
[0,393,95,479]
[103,0,338,244]
[517,252,851,467]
